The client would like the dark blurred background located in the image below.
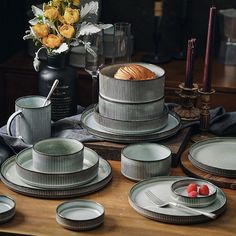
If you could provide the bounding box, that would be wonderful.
[1,0,236,63]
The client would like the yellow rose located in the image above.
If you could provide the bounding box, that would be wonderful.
[72,0,80,6]
[59,24,75,39]
[42,34,62,49]
[52,0,63,7]
[32,23,49,38]
[64,7,80,24]
[58,14,65,24]
[44,6,59,21]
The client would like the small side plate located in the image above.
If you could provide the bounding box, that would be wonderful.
[56,199,104,231]
[0,195,16,224]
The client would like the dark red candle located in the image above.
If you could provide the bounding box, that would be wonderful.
[202,6,216,92]
[185,38,196,88]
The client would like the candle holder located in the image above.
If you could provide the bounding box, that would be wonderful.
[191,88,216,142]
[174,83,200,121]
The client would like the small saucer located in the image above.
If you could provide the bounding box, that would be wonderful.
[56,199,104,231]
[171,178,217,208]
[0,195,16,224]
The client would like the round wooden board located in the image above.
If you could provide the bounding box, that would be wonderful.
[180,149,236,190]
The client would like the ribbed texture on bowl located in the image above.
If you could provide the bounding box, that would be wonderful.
[94,105,168,134]
[171,178,217,208]
[99,95,165,121]
[99,63,165,103]
[121,143,171,181]
[15,147,99,188]
[56,200,104,231]
[32,138,84,173]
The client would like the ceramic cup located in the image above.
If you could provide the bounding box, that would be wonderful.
[7,95,51,144]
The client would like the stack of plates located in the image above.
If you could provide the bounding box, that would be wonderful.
[0,139,112,198]
[188,137,236,178]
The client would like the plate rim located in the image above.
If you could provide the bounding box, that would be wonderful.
[189,137,236,177]
[128,176,227,224]
[0,156,112,199]
[81,105,181,143]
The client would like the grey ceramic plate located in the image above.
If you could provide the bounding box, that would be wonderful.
[128,176,226,224]
[56,199,104,231]
[15,147,99,189]
[0,195,16,224]
[0,156,112,199]
[81,105,181,143]
[189,137,236,178]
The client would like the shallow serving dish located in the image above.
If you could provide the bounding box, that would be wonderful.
[32,138,84,173]
[171,178,217,208]
[56,199,104,231]
[121,143,171,181]
[0,195,16,224]
[15,147,99,189]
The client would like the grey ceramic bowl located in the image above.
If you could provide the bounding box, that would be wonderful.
[56,199,104,231]
[0,195,16,224]
[15,147,99,189]
[121,143,171,181]
[171,178,217,208]
[99,63,165,103]
[32,138,84,173]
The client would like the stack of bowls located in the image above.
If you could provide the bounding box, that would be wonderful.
[96,63,168,134]
[14,138,99,189]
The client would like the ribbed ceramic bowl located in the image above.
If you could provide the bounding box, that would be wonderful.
[121,143,171,181]
[94,105,168,134]
[32,138,84,173]
[0,195,16,224]
[171,178,217,208]
[15,147,99,189]
[99,95,165,121]
[56,199,104,231]
[99,63,165,103]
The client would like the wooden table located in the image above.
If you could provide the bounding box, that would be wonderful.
[0,160,235,236]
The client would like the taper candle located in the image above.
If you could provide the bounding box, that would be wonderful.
[202,6,216,92]
[185,38,196,88]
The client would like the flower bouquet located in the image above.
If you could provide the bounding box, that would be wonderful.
[24,0,111,71]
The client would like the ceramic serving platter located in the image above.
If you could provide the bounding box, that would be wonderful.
[0,156,112,199]
[128,176,226,224]
[189,137,236,178]
[56,199,104,231]
[15,147,99,189]
[81,105,181,143]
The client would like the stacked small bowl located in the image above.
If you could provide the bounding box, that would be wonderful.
[14,138,99,189]
[95,63,168,134]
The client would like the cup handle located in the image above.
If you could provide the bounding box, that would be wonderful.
[7,110,22,136]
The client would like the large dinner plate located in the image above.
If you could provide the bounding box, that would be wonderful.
[128,176,226,224]
[189,137,236,178]
[0,156,112,199]
[80,105,181,143]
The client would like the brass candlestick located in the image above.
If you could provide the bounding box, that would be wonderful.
[191,88,216,142]
[174,83,200,121]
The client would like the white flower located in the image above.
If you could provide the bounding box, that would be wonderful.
[80,1,99,19]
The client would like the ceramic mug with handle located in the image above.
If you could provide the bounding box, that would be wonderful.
[7,95,51,144]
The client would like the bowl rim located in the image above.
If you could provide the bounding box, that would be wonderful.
[121,143,171,162]
[32,137,84,157]
[171,178,217,201]
[56,199,105,222]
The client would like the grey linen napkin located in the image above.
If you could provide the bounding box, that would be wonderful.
[0,105,236,164]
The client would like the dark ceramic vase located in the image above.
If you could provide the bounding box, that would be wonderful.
[38,53,77,121]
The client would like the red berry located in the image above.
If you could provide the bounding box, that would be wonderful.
[187,183,197,193]
[188,190,198,198]
[199,184,209,195]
